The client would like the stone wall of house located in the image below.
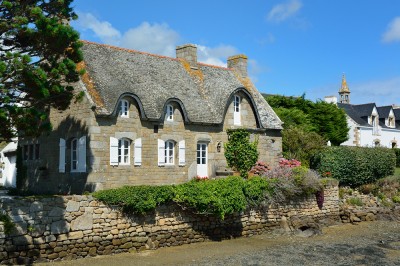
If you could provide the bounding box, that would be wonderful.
[21,86,282,194]
[0,183,338,264]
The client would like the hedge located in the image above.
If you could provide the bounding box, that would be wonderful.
[93,170,325,220]
[310,146,396,187]
[394,148,400,167]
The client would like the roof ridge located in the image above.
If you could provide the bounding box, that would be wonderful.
[81,40,233,71]
[81,40,180,62]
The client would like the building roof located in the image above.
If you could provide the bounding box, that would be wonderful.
[79,41,282,129]
[377,106,393,118]
[337,103,371,127]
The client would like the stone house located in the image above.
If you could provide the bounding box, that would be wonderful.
[325,75,400,148]
[19,41,283,194]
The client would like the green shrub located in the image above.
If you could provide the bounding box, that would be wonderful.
[93,185,174,214]
[224,129,259,178]
[0,213,14,234]
[243,176,271,206]
[311,146,396,187]
[173,176,247,219]
[346,197,363,206]
[339,187,353,199]
[392,195,400,203]
[264,166,322,203]
[393,148,400,167]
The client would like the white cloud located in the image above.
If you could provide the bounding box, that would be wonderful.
[382,17,400,43]
[267,0,302,23]
[120,22,180,57]
[197,45,239,67]
[76,13,121,44]
[351,77,400,105]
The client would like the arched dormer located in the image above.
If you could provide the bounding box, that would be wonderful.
[160,98,190,124]
[223,88,262,129]
[112,93,146,119]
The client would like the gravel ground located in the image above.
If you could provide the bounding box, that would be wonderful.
[36,220,400,266]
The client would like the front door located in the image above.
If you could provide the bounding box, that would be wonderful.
[196,142,208,177]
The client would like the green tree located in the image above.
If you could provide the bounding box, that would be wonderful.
[282,127,326,167]
[224,129,259,178]
[309,101,349,146]
[0,0,83,141]
[265,95,349,145]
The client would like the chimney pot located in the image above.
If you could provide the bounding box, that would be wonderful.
[227,55,248,78]
[176,44,197,69]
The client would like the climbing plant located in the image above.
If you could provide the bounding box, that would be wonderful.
[224,129,259,178]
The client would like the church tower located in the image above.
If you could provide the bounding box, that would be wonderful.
[339,74,350,104]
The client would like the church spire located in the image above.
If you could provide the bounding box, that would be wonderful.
[339,73,350,104]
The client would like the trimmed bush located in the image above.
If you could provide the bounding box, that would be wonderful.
[93,185,174,214]
[311,146,396,187]
[394,148,400,167]
[173,176,247,219]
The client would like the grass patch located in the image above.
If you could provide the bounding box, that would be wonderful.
[395,167,400,176]
[346,197,363,206]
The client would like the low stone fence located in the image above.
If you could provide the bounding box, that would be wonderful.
[340,190,400,223]
[0,183,339,264]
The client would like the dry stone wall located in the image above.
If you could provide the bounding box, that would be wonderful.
[0,184,339,264]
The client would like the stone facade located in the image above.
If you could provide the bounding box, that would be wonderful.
[20,88,282,194]
[0,183,338,264]
[19,41,283,194]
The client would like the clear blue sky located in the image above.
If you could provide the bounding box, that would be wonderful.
[71,0,400,106]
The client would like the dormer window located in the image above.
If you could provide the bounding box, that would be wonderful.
[166,104,174,121]
[388,116,395,128]
[234,95,241,125]
[119,99,129,118]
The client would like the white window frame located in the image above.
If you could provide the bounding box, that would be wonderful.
[119,99,129,118]
[166,104,174,121]
[233,95,241,125]
[71,138,78,172]
[165,140,174,165]
[118,138,131,165]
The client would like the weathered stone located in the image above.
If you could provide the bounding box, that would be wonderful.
[51,220,70,234]
[13,235,33,245]
[66,201,80,212]
[68,231,84,240]
[71,213,93,231]
[49,207,65,217]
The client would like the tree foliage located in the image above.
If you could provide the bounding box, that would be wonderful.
[224,129,259,178]
[266,94,349,145]
[282,127,326,167]
[0,0,83,141]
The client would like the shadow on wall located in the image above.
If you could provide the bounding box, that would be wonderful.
[21,115,94,195]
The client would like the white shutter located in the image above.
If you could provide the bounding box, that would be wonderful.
[59,138,66,173]
[110,137,119,166]
[178,140,186,166]
[78,136,87,172]
[134,138,142,166]
[158,139,165,166]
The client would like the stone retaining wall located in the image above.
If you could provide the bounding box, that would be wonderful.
[0,183,339,264]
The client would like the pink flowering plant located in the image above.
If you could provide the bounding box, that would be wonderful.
[278,158,301,168]
[195,175,209,181]
[249,161,271,176]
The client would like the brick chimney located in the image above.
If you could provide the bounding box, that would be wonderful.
[176,44,197,69]
[227,55,248,78]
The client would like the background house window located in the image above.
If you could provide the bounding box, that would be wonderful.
[118,138,130,165]
[166,104,174,121]
[234,95,241,125]
[119,99,129,118]
[23,143,40,161]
